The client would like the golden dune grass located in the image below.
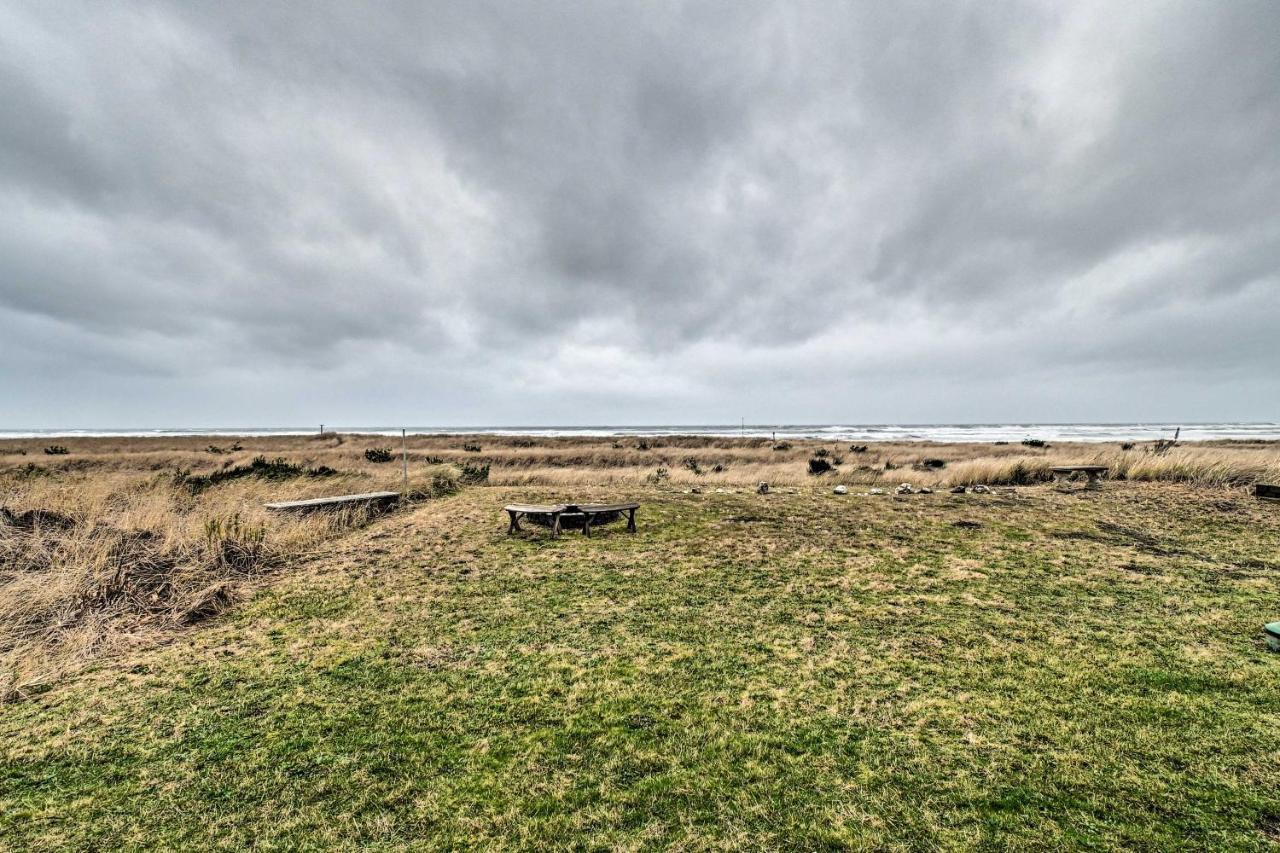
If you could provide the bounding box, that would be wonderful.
[0,456,458,700]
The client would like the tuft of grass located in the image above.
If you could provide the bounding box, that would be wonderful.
[364,448,394,463]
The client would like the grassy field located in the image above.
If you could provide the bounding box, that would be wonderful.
[2,436,1280,848]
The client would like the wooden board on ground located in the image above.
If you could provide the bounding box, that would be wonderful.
[265,491,401,512]
[1256,483,1280,501]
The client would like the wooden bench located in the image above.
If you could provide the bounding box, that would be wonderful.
[505,502,639,537]
[1050,466,1109,490]
[265,491,400,512]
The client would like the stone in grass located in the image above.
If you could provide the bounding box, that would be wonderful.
[757,482,769,494]
[919,487,933,494]
[833,485,848,495]
[869,488,885,495]
[1265,622,1280,652]
[896,483,914,495]
[972,484,991,494]
[950,485,967,494]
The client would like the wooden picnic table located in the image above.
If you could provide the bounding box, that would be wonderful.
[1050,465,1109,489]
[505,502,639,537]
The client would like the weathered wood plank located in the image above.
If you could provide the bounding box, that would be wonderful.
[504,503,568,514]
[265,491,400,512]
[1255,483,1280,501]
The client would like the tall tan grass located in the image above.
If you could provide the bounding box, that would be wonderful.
[0,460,457,700]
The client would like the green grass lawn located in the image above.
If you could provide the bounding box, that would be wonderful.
[3,484,1279,849]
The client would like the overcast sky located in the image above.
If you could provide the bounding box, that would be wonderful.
[2,1,1277,428]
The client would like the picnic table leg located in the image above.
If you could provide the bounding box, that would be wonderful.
[627,507,637,533]
[507,510,520,535]
[551,511,562,538]
[583,513,592,537]
[1086,470,1103,490]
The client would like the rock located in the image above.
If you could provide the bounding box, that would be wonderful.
[950,485,966,494]
[972,484,991,494]
[757,482,769,494]
[918,487,933,494]
[896,483,914,495]
[869,488,885,495]
[833,485,848,495]
[690,486,702,494]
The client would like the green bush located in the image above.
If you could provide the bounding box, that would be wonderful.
[459,462,490,484]
[808,457,834,475]
[184,456,338,493]
[365,448,394,463]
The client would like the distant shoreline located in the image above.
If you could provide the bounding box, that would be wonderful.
[2,423,1278,443]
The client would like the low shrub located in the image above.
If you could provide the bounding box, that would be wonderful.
[206,442,243,455]
[647,467,669,484]
[183,456,338,493]
[364,448,394,463]
[1021,439,1048,449]
[808,457,834,475]
[919,458,947,469]
[43,446,69,456]
[459,462,490,484]
[462,443,482,453]
[682,457,704,476]
[773,442,792,451]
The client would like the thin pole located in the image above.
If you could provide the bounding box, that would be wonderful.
[320,423,324,435]
[401,428,408,490]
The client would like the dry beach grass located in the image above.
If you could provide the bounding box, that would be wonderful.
[2,433,1279,846]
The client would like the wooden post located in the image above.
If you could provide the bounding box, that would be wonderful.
[401,428,408,491]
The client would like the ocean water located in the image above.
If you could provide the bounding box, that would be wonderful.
[1,423,1277,442]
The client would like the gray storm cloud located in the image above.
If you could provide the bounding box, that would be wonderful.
[1,0,1277,426]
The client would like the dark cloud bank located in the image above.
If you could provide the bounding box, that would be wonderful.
[2,1,1277,427]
